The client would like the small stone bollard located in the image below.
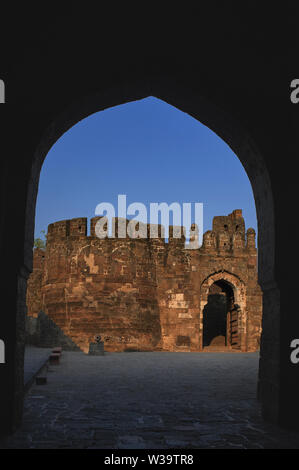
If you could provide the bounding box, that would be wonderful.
[88,335,104,356]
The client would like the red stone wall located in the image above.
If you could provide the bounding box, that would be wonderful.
[26,210,262,353]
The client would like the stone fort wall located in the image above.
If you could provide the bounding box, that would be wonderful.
[26,210,262,353]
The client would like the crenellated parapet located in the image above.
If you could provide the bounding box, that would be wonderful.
[47,219,69,241]
[200,210,256,257]
[212,209,245,238]
[69,217,87,237]
[47,217,87,241]
[46,214,256,259]
[47,216,186,245]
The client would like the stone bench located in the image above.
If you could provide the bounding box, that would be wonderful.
[52,347,62,354]
[49,353,61,365]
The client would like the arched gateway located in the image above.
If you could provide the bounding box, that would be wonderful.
[200,272,247,351]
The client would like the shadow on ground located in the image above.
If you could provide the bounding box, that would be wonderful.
[1,351,299,449]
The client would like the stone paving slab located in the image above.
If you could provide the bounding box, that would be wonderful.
[1,351,299,449]
[24,347,52,391]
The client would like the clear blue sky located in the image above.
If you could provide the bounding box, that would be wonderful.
[35,97,257,240]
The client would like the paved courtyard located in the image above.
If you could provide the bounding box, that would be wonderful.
[24,347,52,391]
[1,351,299,449]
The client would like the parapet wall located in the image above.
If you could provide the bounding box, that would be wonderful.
[48,213,257,254]
[27,210,262,353]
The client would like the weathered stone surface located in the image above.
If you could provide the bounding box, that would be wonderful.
[88,341,104,356]
[1,351,299,449]
[26,210,262,353]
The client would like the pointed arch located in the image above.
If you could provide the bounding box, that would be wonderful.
[200,270,247,351]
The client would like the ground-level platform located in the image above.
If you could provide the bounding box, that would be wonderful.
[1,351,298,449]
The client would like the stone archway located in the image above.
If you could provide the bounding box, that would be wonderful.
[22,83,275,422]
[200,271,247,351]
[202,280,235,350]
[0,76,280,435]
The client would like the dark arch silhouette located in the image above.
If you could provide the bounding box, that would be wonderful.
[1,77,282,436]
[1,5,298,436]
[24,82,275,418]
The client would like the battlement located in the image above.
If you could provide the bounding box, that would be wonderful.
[90,217,167,240]
[212,209,245,238]
[201,227,256,254]
[47,218,87,240]
[45,211,256,254]
[202,209,255,254]
[47,216,186,243]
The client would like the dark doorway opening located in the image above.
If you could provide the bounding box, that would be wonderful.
[203,280,239,349]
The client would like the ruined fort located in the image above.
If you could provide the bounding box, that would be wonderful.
[26,210,262,353]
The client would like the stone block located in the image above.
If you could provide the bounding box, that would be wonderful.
[88,341,105,356]
[49,353,60,365]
